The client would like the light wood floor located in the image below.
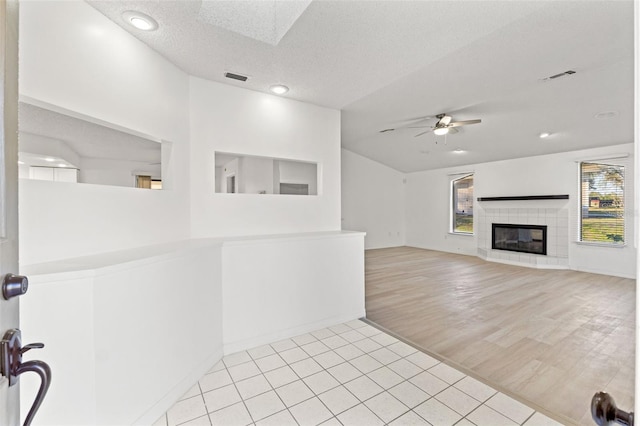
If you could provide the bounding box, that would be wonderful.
[365,247,635,425]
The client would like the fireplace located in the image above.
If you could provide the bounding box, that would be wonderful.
[492,223,547,255]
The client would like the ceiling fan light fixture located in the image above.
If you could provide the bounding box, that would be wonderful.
[122,11,159,31]
[433,127,449,136]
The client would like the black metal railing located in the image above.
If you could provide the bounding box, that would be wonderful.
[592,392,634,426]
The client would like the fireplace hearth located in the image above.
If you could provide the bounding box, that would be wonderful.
[492,223,547,255]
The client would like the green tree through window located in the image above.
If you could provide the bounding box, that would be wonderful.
[452,174,473,233]
[580,162,624,244]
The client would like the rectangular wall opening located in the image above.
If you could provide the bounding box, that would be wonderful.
[492,223,547,255]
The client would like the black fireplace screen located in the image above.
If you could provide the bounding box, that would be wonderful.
[492,223,547,255]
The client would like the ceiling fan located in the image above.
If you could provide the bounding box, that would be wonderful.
[412,113,481,137]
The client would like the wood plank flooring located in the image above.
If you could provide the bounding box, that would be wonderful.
[365,246,635,425]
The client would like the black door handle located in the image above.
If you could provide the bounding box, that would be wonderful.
[1,329,51,426]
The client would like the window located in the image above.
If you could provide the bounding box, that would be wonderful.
[580,162,624,244]
[452,174,473,234]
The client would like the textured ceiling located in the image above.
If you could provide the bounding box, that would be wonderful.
[86,0,634,172]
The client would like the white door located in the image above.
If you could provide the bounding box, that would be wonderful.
[0,0,21,423]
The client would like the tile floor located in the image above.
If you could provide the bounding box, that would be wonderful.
[153,320,564,426]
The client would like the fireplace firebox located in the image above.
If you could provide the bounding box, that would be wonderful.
[492,223,547,255]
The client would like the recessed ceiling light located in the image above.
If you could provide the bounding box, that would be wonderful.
[453,149,465,154]
[539,132,551,138]
[122,11,158,31]
[44,157,55,162]
[270,85,289,95]
[595,111,618,119]
[433,127,449,136]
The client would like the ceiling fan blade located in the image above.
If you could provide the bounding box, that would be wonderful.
[448,119,481,127]
[414,129,433,137]
[438,115,452,126]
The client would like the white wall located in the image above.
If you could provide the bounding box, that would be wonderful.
[278,160,318,195]
[189,77,341,238]
[341,149,406,249]
[19,1,191,265]
[405,143,636,278]
[79,157,161,188]
[241,156,274,194]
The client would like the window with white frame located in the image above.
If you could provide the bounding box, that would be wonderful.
[580,162,624,244]
[452,174,474,234]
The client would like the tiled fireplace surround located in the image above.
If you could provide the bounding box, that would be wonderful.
[476,204,569,268]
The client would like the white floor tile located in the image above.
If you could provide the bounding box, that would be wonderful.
[179,414,211,426]
[223,351,252,368]
[350,354,383,374]
[405,351,439,370]
[337,403,385,426]
[357,325,383,337]
[327,361,363,384]
[485,393,535,424]
[200,369,232,393]
[388,381,430,409]
[367,366,404,389]
[435,386,481,416]
[334,344,365,360]
[353,338,383,353]
[318,385,360,415]
[248,344,276,360]
[275,379,315,407]
[208,402,252,426]
[344,375,384,402]
[369,347,402,365]
[254,353,286,372]
[455,418,477,426]
[364,391,409,423]
[255,409,298,426]
[340,330,367,343]
[466,404,518,426]
[301,340,332,356]
[292,333,317,346]
[264,365,299,388]
[235,374,272,400]
[228,361,261,382]
[270,338,297,353]
[313,350,345,369]
[208,361,225,374]
[311,328,336,340]
[387,341,418,357]
[321,334,350,349]
[203,384,242,413]
[345,319,367,329]
[167,395,208,426]
[290,357,324,378]
[427,362,466,385]
[289,396,334,425]
[279,347,309,364]
[387,410,430,426]
[388,358,423,379]
[319,417,343,426]
[370,332,399,347]
[413,398,462,425]
[454,376,497,402]
[244,390,286,422]
[303,370,341,394]
[409,371,449,396]
[329,323,353,334]
[180,384,202,401]
[522,411,565,426]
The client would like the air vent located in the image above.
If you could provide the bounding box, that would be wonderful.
[543,70,576,81]
[224,72,248,82]
[379,128,395,133]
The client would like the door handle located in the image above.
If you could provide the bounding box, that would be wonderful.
[1,329,51,426]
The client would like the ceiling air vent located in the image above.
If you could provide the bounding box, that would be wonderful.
[224,72,248,82]
[543,70,576,81]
